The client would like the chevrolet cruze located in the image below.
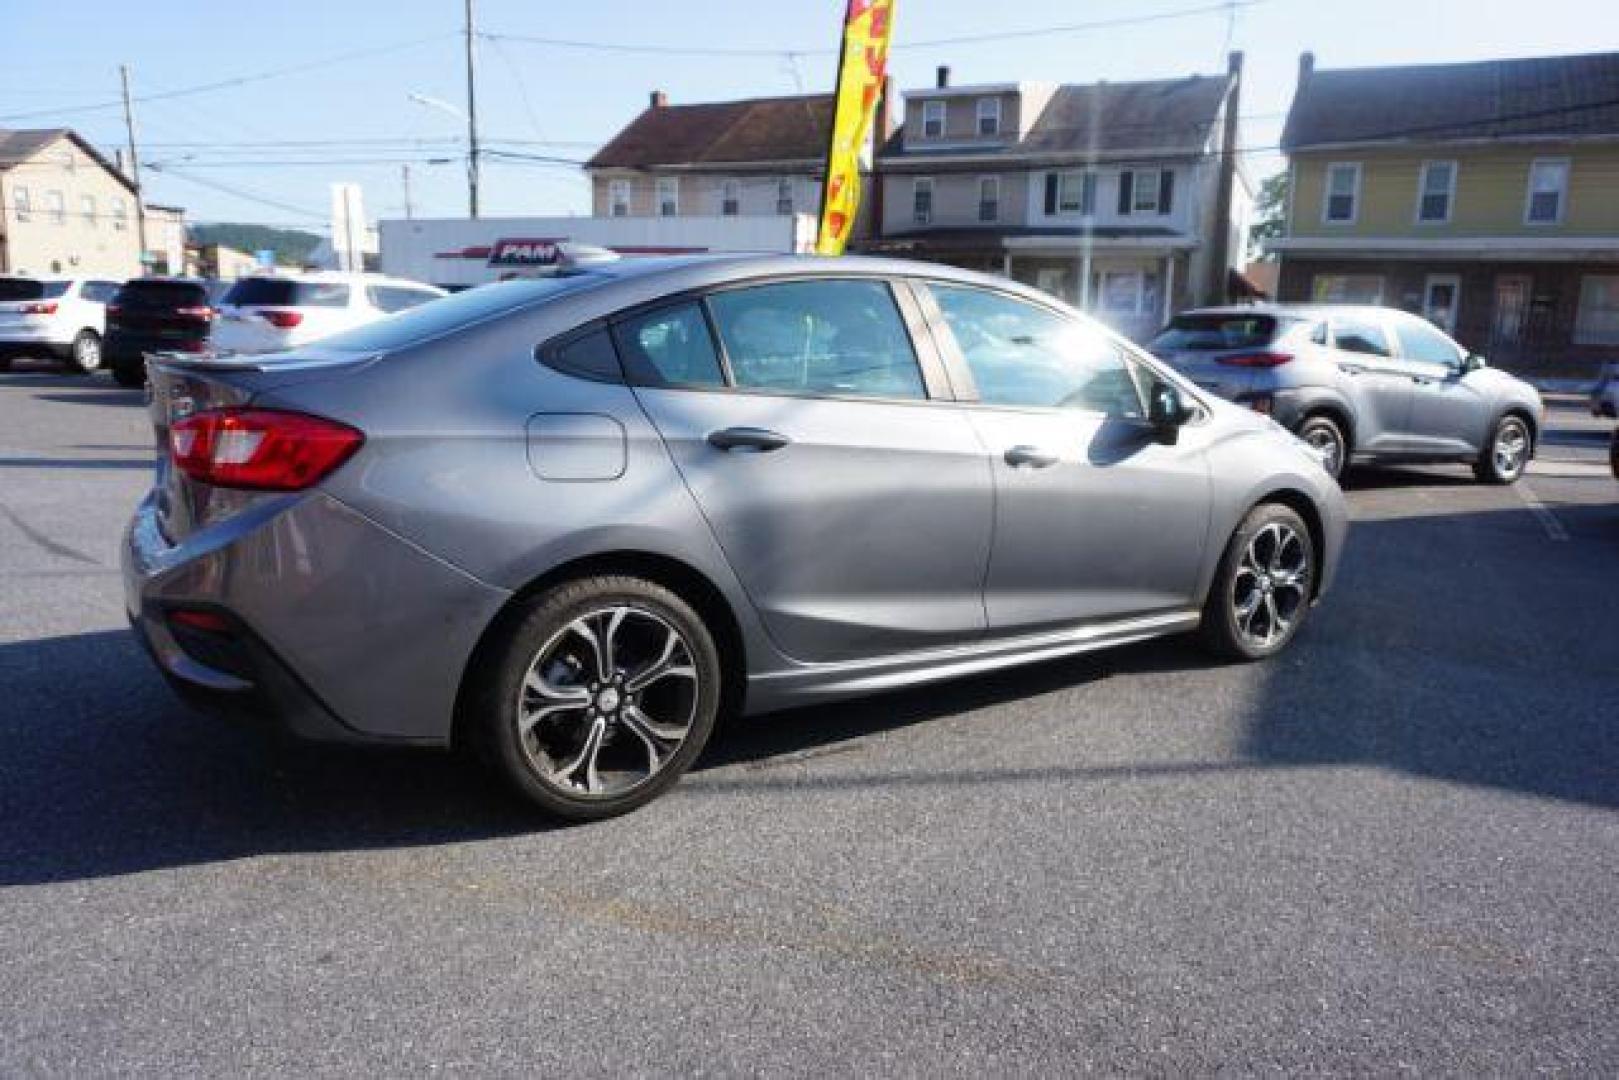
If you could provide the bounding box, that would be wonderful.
[124,255,1346,820]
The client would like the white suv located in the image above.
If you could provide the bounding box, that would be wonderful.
[0,276,122,372]
[211,272,446,355]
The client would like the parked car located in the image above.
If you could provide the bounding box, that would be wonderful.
[1591,365,1618,418]
[124,255,1346,821]
[105,278,219,387]
[1610,425,1619,482]
[1147,305,1544,484]
[211,272,446,355]
[0,275,120,372]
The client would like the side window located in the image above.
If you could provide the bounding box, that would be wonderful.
[931,284,1144,417]
[367,285,439,314]
[544,326,623,383]
[1395,317,1463,366]
[707,279,925,401]
[612,302,725,388]
[1331,317,1391,357]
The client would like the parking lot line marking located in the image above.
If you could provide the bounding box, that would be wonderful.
[1514,481,1569,542]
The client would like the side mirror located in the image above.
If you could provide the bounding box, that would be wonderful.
[1148,381,1185,445]
[1460,352,1486,373]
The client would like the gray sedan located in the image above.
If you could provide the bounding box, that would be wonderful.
[1148,304,1545,482]
[124,255,1345,820]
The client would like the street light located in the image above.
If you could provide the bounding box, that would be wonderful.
[407,91,478,218]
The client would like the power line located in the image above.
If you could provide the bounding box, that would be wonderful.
[143,163,328,222]
[0,33,454,124]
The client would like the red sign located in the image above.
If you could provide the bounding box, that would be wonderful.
[486,238,564,267]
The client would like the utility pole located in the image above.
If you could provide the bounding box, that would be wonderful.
[119,64,148,272]
[464,0,481,218]
[402,164,414,220]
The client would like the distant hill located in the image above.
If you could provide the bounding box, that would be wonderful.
[188,223,322,266]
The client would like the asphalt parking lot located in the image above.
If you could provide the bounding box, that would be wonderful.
[2,361,1616,1075]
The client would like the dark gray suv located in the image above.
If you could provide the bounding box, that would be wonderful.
[1149,304,1544,483]
[124,255,1346,820]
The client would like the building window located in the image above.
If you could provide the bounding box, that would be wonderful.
[608,179,631,217]
[912,177,933,224]
[111,197,126,230]
[1097,271,1160,317]
[1417,161,1456,223]
[921,100,945,139]
[1050,171,1095,215]
[1525,158,1569,224]
[775,178,794,216]
[1131,169,1162,214]
[655,176,678,217]
[976,97,1001,136]
[978,176,1000,222]
[1575,275,1619,345]
[80,194,96,227]
[45,189,64,225]
[11,185,29,222]
[1324,162,1361,223]
[721,178,740,216]
[1312,273,1384,304]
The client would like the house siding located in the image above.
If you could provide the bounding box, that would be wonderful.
[902,90,1023,146]
[1290,144,1619,237]
[0,135,141,277]
[591,171,823,219]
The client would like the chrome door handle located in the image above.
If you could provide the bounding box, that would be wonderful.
[1004,445,1059,468]
[707,426,791,453]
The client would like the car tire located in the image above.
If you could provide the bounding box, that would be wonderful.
[1198,502,1317,662]
[68,330,102,373]
[469,575,723,821]
[110,356,145,388]
[1297,414,1347,480]
[1474,414,1531,485]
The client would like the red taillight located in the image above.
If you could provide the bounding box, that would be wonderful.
[20,301,58,315]
[1217,350,1294,368]
[169,408,363,491]
[168,608,234,634]
[106,304,123,317]
[176,305,215,321]
[259,309,304,329]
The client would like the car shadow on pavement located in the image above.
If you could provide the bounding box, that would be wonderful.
[33,390,146,408]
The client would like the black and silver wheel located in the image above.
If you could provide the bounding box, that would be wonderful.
[473,575,721,820]
[69,330,102,373]
[1199,503,1316,661]
[1474,414,1530,485]
[1297,414,1346,480]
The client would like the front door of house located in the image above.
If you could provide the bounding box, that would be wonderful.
[1491,275,1530,348]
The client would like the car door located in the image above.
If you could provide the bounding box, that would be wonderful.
[1327,313,1410,453]
[624,279,993,664]
[919,282,1211,634]
[1391,313,1492,456]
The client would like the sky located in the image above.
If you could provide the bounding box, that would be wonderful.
[2,0,1614,236]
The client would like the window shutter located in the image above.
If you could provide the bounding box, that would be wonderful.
[1117,171,1134,214]
[1044,173,1058,215]
[1159,171,1174,214]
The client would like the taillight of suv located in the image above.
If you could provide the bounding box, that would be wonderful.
[1216,351,1295,368]
[169,409,363,491]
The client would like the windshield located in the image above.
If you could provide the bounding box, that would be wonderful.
[116,281,209,308]
[316,275,607,353]
[1151,313,1284,352]
[0,279,68,301]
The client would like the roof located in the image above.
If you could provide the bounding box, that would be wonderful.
[882,74,1231,162]
[0,128,139,194]
[1282,51,1619,150]
[587,94,834,169]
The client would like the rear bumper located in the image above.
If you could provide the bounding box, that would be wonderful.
[106,331,208,363]
[122,489,511,745]
[0,325,74,349]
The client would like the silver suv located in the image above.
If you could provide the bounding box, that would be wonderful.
[1148,304,1544,483]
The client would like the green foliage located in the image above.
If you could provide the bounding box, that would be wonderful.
[187,223,321,266]
[1247,172,1288,260]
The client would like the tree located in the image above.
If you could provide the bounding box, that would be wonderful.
[188,223,321,267]
[1247,171,1288,262]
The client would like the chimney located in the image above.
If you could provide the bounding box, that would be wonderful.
[1297,52,1315,85]
[1228,49,1244,77]
[936,65,951,89]
[649,90,668,108]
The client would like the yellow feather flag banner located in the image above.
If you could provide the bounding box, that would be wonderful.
[814,0,895,256]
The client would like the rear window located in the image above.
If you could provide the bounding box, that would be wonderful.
[0,279,68,301]
[115,280,209,308]
[222,278,350,307]
[317,274,605,353]
[1151,313,1282,352]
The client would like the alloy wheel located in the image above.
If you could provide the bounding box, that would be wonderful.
[1302,424,1343,477]
[1231,522,1311,650]
[514,604,700,798]
[1492,418,1529,479]
[74,333,101,372]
